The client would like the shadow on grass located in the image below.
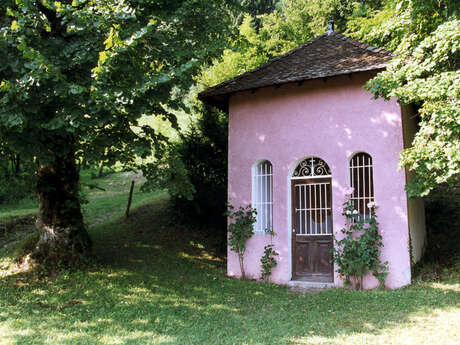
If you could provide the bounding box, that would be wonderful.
[1,199,459,345]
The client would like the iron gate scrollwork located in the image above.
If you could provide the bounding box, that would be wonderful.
[293,157,331,177]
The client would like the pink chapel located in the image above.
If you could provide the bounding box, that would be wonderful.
[199,27,426,289]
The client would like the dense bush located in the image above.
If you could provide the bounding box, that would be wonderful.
[172,106,228,236]
[141,105,228,248]
[0,174,35,205]
[423,184,460,266]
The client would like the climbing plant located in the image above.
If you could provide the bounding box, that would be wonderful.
[260,228,278,283]
[332,192,388,290]
[226,204,257,280]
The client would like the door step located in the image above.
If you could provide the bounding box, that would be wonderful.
[288,280,334,292]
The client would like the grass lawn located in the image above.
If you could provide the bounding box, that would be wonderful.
[0,169,162,222]
[0,172,459,345]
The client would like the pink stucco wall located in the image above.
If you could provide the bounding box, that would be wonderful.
[227,72,411,289]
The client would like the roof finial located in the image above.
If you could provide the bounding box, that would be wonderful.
[327,20,334,35]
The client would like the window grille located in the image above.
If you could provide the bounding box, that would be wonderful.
[294,182,332,235]
[252,160,273,233]
[349,152,374,221]
[292,157,332,235]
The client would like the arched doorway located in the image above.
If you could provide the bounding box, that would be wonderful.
[291,157,333,282]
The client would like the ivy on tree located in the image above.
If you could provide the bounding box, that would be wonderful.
[0,0,234,269]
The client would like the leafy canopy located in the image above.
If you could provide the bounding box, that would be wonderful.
[368,20,459,196]
[0,0,235,168]
[349,0,459,196]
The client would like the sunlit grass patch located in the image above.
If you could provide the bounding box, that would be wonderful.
[291,307,460,345]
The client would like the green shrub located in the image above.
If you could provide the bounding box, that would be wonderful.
[227,204,256,279]
[142,105,228,252]
[332,196,388,290]
[423,184,460,265]
[0,149,35,205]
[260,228,278,283]
[172,107,228,234]
[0,174,35,205]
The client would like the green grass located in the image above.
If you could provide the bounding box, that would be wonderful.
[79,169,164,225]
[0,198,37,219]
[0,169,163,226]
[0,173,459,344]
[0,170,163,269]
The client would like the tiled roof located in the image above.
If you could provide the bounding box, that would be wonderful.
[198,32,393,108]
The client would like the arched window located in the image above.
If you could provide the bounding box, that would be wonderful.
[349,152,374,221]
[252,160,273,233]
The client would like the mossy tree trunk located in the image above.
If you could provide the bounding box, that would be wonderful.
[32,150,91,268]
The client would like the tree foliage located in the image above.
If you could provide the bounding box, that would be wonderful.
[171,106,228,229]
[0,0,235,267]
[142,104,228,231]
[349,0,459,196]
[199,15,275,89]
[368,20,459,196]
[238,0,279,17]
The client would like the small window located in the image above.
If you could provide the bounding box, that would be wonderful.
[252,160,273,233]
[350,152,374,221]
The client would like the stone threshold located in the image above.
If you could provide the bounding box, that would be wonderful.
[288,280,335,292]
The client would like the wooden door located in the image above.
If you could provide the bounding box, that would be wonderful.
[292,178,333,282]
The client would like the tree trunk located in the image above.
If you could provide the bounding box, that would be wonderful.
[97,161,104,178]
[238,254,246,280]
[32,151,92,269]
[14,154,21,176]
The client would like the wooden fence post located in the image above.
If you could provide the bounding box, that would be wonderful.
[125,180,135,219]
